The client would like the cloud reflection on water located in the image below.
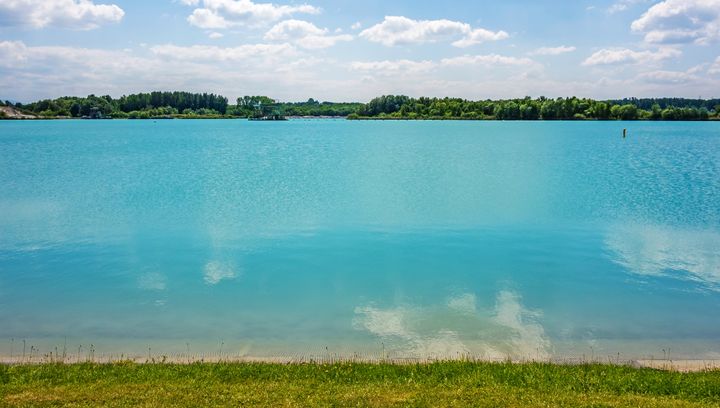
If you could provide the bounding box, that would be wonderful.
[137,271,167,291]
[203,260,239,285]
[353,290,550,360]
[605,224,720,289]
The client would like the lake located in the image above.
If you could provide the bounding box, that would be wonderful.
[1,119,719,361]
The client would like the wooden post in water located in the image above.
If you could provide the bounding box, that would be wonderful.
[623,128,627,138]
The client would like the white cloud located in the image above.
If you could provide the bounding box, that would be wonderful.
[607,0,649,14]
[0,0,124,30]
[150,43,297,61]
[529,45,576,56]
[581,47,681,66]
[208,31,224,39]
[638,70,698,84]
[0,40,28,67]
[347,54,541,85]
[187,7,231,28]
[349,59,436,74]
[264,19,352,49]
[359,16,508,47]
[452,28,510,48]
[631,0,720,44]
[686,63,709,74]
[441,54,538,67]
[0,40,146,70]
[0,40,327,102]
[351,21,362,30]
[2,37,716,107]
[710,56,720,74]
[184,0,320,29]
[273,56,326,72]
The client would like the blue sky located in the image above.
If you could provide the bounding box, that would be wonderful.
[1,0,719,102]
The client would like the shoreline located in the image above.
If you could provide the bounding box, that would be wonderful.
[5,359,718,406]
[347,116,720,122]
[3,115,720,121]
[2,354,719,372]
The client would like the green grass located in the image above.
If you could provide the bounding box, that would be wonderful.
[1,362,719,407]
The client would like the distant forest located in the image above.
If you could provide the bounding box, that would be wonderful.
[351,95,720,121]
[1,92,719,120]
[0,92,361,119]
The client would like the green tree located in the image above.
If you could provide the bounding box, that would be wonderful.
[650,104,662,120]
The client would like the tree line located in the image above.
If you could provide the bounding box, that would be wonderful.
[14,92,229,118]
[6,93,361,119]
[350,95,720,121]
[3,93,720,120]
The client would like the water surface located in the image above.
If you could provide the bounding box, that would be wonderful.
[1,119,719,360]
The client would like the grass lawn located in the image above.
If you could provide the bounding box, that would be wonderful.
[1,361,719,407]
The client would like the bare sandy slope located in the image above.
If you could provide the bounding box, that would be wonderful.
[0,106,37,119]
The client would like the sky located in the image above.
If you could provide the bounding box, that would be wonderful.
[0,0,719,103]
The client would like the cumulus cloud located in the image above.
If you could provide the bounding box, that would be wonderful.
[0,0,124,30]
[349,59,436,74]
[349,54,542,83]
[638,70,699,84]
[0,40,325,102]
[2,36,714,107]
[631,0,720,44]
[184,0,320,29]
[348,54,540,80]
[529,45,576,56]
[0,40,28,67]
[359,16,508,47]
[208,31,224,39]
[264,19,352,49]
[452,27,511,48]
[607,0,649,14]
[710,56,720,74]
[0,40,146,70]
[150,43,297,61]
[441,54,538,67]
[581,47,681,66]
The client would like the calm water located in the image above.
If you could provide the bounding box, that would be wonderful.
[1,119,719,361]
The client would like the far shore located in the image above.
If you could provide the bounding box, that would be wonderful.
[346,115,720,121]
[4,115,720,122]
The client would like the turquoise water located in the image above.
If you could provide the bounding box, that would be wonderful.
[1,119,719,361]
